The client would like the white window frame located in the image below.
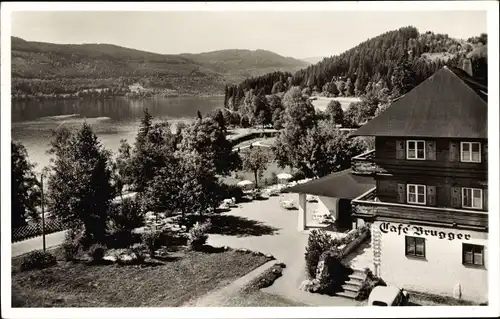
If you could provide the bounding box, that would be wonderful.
[462,187,483,209]
[407,184,426,205]
[406,140,426,160]
[460,142,481,163]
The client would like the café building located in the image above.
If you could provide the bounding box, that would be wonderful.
[350,65,488,303]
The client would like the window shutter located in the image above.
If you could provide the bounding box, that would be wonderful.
[427,186,436,206]
[396,140,405,159]
[483,187,488,211]
[449,141,459,162]
[397,183,406,203]
[450,186,461,208]
[482,143,487,162]
[426,140,436,160]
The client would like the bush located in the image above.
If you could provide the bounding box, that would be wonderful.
[356,268,387,301]
[141,229,163,257]
[305,229,335,279]
[269,172,278,185]
[244,263,285,292]
[291,170,306,182]
[130,243,147,263]
[107,198,145,248]
[187,221,212,251]
[222,184,244,203]
[20,250,57,271]
[62,228,84,261]
[88,244,106,263]
[316,248,349,294]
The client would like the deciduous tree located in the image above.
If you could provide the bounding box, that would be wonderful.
[325,100,344,126]
[11,141,41,229]
[241,147,270,188]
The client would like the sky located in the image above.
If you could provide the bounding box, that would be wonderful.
[11,10,487,59]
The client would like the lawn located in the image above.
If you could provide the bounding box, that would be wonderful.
[225,146,292,187]
[11,248,272,307]
[224,290,306,307]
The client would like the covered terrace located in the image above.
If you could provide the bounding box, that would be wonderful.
[283,169,375,231]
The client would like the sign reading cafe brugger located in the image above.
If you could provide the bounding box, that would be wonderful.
[379,222,471,241]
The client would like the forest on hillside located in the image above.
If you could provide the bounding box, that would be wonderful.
[11,37,306,100]
[224,27,488,110]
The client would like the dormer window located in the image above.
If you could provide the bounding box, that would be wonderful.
[406,140,425,160]
[461,142,481,163]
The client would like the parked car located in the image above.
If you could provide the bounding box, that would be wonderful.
[280,200,296,210]
[219,201,231,210]
[368,286,410,306]
[264,187,280,197]
[306,195,318,202]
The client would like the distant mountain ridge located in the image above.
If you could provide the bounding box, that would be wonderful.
[11,37,308,98]
[301,56,325,64]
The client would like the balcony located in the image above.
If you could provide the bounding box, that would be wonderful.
[351,149,387,175]
[351,188,488,230]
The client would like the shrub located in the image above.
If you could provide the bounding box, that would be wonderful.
[20,250,57,271]
[62,228,84,261]
[304,229,335,279]
[107,198,145,248]
[141,229,163,257]
[316,247,349,294]
[269,172,278,185]
[356,268,387,301]
[88,244,106,263]
[222,184,244,203]
[291,170,306,182]
[244,263,285,292]
[130,243,147,263]
[187,221,212,251]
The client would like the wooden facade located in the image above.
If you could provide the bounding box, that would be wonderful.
[373,136,488,212]
[352,136,489,230]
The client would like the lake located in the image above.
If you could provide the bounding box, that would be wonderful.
[11,96,224,172]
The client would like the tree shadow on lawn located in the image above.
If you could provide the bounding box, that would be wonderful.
[209,215,280,237]
[152,255,182,263]
[200,245,227,254]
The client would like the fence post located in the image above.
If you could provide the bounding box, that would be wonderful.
[41,172,46,252]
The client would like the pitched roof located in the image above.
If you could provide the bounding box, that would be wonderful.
[283,169,374,199]
[351,66,488,138]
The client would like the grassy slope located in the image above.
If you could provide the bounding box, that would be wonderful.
[11,249,271,307]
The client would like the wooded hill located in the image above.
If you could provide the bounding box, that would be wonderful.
[11,37,308,99]
[224,26,488,108]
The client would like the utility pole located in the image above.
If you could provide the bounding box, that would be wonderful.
[40,171,46,251]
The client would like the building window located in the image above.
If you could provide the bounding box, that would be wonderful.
[461,142,481,163]
[407,184,426,204]
[462,244,484,266]
[406,236,425,258]
[462,187,483,209]
[407,140,425,160]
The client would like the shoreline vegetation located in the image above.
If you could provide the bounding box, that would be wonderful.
[12,88,225,101]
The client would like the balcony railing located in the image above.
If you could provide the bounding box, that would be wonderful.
[351,187,488,230]
[351,149,385,175]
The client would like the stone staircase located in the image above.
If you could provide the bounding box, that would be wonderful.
[336,268,366,299]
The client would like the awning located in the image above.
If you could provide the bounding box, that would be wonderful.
[283,169,375,199]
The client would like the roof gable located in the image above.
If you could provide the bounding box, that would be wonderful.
[352,66,487,138]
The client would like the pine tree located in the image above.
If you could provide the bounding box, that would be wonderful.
[47,123,115,245]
